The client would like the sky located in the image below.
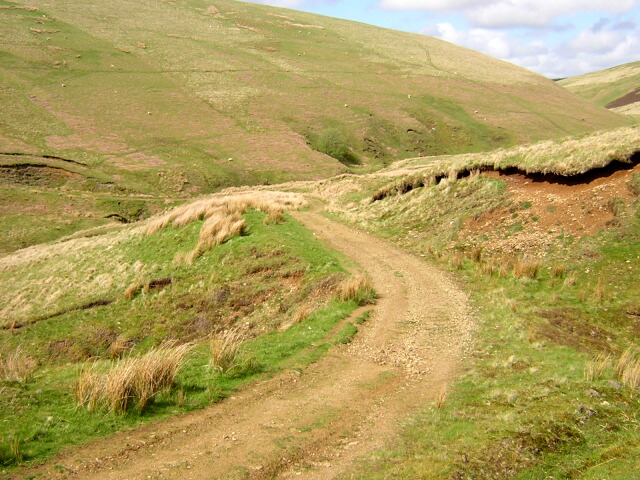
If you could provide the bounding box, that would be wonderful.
[240,0,640,79]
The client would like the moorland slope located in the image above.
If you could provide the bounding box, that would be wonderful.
[1,0,631,195]
[559,61,640,117]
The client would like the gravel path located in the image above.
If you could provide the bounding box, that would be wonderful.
[18,207,476,480]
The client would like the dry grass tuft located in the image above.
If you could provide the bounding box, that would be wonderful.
[209,329,245,373]
[585,352,611,382]
[512,258,540,279]
[146,191,306,236]
[615,348,640,389]
[436,388,448,409]
[594,277,608,303]
[338,275,376,304]
[470,247,483,263]
[145,191,306,263]
[187,212,246,263]
[481,261,496,276]
[75,343,192,414]
[563,273,578,287]
[109,336,132,360]
[124,278,145,299]
[0,348,38,383]
[552,264,566,279]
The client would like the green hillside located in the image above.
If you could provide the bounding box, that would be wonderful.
[559,61,640,116]
[1,0,630,196]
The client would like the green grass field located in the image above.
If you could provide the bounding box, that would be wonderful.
[0,198,372,469]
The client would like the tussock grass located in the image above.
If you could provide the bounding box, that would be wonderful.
[187,212,246,263]
[584,352,611,382]
[338,276,376,305]
[209,329,245,373]
[146,191,306,236]
[512,258,540,279]
[145,191,306,263]
[594,276,608,303]
[75,343,192,414]
[616,349,640,389]
[552,264,566,279]
[371,126,640,202]
[0,348,38,384]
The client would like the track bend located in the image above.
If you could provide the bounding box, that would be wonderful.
[19,207,476,480]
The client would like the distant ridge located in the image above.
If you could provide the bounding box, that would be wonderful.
[559,61,640,118]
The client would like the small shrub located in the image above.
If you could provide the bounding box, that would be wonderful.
[337,276,376,305]
[315,128,360,166]
[0,348,38,383]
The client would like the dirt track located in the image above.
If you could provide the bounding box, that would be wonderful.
[19,208,476,480]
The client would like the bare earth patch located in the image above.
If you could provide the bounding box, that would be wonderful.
[16,205,476,480]
[463,164,640,256]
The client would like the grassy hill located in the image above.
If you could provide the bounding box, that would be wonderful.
[1,0,631,196]
[559,61,640,117]
[2,125,639,477]
[295,125,640,478]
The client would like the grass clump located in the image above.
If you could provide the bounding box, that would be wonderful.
[0,348,38,384]
[337,275,376,305]
[0,436,23,467]
[74,343,192,414]
[512,258,540,279]
[209,329,245,373]
[616,348,640,389]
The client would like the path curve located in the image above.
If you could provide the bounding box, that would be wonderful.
[17,208,476,480]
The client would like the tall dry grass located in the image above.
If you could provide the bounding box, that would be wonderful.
[74,343,192,414]
[371,126,640,202]
[209,329,245,373]
[512,258,540,279]
[0,348,38,383]
[187,211,245,263]
[144,191,306,263]
[616,348,640,389]
[338,275,376,304]
[585,352,611,382]
[146,191,307,236]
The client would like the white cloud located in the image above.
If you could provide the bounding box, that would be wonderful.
[247,0,302,7]
[469,0,637,28]
[378,0,489,9]
[424,19,640,78]
[380,0,638,28]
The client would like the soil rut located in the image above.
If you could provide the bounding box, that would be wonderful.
[19,208,476,480]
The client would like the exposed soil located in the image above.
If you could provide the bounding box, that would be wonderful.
[462,163,640,256]
[605,87,640,109]
[15,206,476,480]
